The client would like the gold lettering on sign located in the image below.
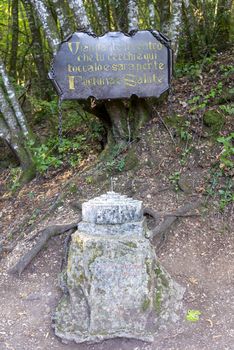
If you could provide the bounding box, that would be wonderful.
[68,75,75,90]
[124,74,137,87]
[96,53,105,61]
[124,73,163,87]
[68,42,80,55]
[157,43,163,50]
[159,63,165,70]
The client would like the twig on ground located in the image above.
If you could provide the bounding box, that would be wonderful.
[155,110,176,146]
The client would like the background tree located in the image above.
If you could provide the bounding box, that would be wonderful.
[0,58,36,183]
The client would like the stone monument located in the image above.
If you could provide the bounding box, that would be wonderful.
[53,192,184,343]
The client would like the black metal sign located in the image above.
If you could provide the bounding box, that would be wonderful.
[49,31,172,100]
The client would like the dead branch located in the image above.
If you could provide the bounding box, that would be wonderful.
[9,222,79,277]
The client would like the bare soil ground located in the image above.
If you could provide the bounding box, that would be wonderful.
[0,50,233,350]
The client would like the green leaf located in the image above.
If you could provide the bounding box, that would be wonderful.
[186,309,201,322]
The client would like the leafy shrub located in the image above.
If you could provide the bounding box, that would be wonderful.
[217,133,234,170]
[28,135,87,173]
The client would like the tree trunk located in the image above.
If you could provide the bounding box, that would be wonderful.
[30,0,60,55]
[67,0,92,31]
[159,0,171,32]
[9,0,19,79]
[160,0,183,59]
[51,0,74,39]
[85,96,151,150]
[148,0,156,28]
[0,117,11,143]
[105,100,130,144]
[215,0,233,50]
[182,0,197,60]
[0,86,36,183]
[0,59,36,183]
[92,0,108,33]
[0,58,30,138]
[128,0,138,31]
[21,0,51,98]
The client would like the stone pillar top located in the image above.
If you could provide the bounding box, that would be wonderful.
[78,191,144,236]
[82,191,143,224]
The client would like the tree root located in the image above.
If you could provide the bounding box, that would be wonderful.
[9,222,79,277]
[144,199,202,251]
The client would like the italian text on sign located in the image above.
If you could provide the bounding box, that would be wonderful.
[49,31,172,100]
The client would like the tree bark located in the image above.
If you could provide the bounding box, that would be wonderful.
[67,0,92,31]
[160,0,183,59]
[0,85,36,183]
[148,0,156,28]
[30,0,60,55]
[92,0,108,33]
[9,0,19,79]
[105,100,130,144]
[0,58,30,138]
[91,97,151,147]
[0,117,11,142]
[182,0,197,60]
[21,0,51,97]
[51,0,74,39]
[0,58,36,182]
[215,0,233,49]
[128,0,139,31]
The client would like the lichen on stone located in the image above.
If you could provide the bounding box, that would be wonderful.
[141,297,151,312]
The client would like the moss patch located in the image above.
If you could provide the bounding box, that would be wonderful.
[145,258,151,275]
[122,241,137,249]
[76,272,86,284]
[203,110,224,135]
[88,246,104,269]
[141,298,150,312]
[154,288,162,314]
[73,236,84,252]
[155,264,169,288]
